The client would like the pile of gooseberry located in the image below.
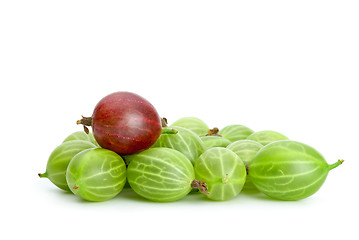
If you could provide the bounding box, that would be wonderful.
[39,91,344,202]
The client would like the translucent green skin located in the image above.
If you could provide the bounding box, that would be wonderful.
[40,140,97,191]
[127,148,195,202]
[219,124,254,142]
[227,140,263,191]
[152,126,206,164]
[249,140,341,201]
[194,147,246,201]
[201,136,232,149]
[246,130,289,146]
[170,117,209,137]
[66,148,126,202]
[63,131,100,147]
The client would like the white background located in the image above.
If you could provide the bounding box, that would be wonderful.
[1,1,358,239]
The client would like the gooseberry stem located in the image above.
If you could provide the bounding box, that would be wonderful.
[191,179,209,194]
[161,117,168,127]
[76,116,92,134]
[328,159,344,171]
[77,116,92,126]
[160,117,177,134]
[206,127,220,136]
[38,172,48,178]
[161,128,178,134]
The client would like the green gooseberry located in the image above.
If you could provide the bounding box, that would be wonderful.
[249,140,344,201]
[226,140,263,191]
[201,136,232,149]
[66,148,126,202]
[246,130,289,146]
[38,140,97,191]
[127,148,205,202]
[194,147,246,201]
[170,117,210,137]
[152,126,206,164]
[63,131,100,147]
[219,124,254,142]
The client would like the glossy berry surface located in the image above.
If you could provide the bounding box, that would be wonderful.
[87,91,162,155]
[201,136,232,149]
[63,131,100,147]
[170,117,209,137]
[249,140,343,201]
[152,126,206,164]
[219,124,254,142]
[226,140,263,191]
[194,147,246,201]
[246,130,289,146]
[127,148,195,202]
[66,148,126,202]
[39,140,97,191]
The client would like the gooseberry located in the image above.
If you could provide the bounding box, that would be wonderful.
[194,147,246,201]
[38,140,97,191]
[246,130,289,145]
[201,136,232,149]
[249,140,344,201]
[77,91,163,155]
[127,148,208,202]
[170,117,218,137]
[226,140,263,191]
[219,124,254,142]
[66,148,126,202]
[63,131,100,147]
[152,126,206,164]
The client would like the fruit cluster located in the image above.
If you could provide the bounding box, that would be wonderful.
[39,91,343,202]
